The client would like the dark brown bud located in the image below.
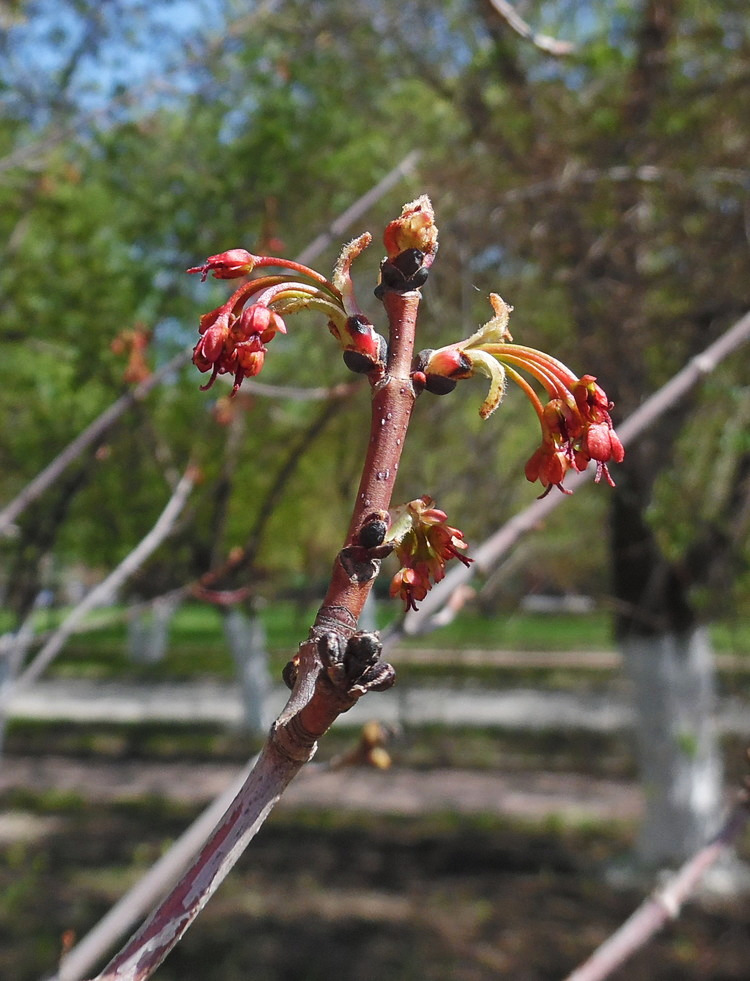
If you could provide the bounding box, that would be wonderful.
[424,374,458,395]
[282,659,298,690]
[359,518,388,549]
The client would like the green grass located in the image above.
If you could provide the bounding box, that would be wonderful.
[397,609,614,651]
[4,601,749,684]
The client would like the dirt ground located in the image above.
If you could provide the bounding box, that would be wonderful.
[0,753,644,822]
[2,753,750,981]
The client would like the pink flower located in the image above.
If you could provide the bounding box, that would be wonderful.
[581,422,625,486]
[389,566,430,612]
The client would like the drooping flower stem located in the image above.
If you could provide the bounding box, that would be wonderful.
[315,289,422,635]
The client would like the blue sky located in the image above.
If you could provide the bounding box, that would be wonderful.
[2,0,229,123]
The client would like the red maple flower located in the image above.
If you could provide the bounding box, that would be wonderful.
[420,295,624,496]
[387,496,472,611]
[192,301,287,395]
[187,249,257,282]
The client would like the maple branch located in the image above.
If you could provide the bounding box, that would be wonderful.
[86,278,424,980]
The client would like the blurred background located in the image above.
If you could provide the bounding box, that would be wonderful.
[1,1,749,978]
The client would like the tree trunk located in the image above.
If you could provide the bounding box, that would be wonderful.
[222,607,272,736]
[126,594,180,666]
[612,467,725,868]
[622,626,723,867]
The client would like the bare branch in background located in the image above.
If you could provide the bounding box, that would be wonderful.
[486,0,575,56]
[0,352,187,539]
[563,801,750,981]
[1,466,196,701]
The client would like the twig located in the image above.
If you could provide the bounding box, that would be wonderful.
[51,759,256,981]
[52,726,387,981]
[1,467,196,701]
[85,283,423,981]
[486,0,575,56]
[563,802,750,981]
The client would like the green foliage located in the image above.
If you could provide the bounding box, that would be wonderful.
[1,0,749,621]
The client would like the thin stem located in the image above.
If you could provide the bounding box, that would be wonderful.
[488,342,580,385]
[503,363,547,421]
[499,352,576,405]
[253,256,343,301]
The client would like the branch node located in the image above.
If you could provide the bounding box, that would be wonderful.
[319,630,396,695]
[339,545,382,583]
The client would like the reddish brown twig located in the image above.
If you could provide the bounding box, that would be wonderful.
[88,286,423,981]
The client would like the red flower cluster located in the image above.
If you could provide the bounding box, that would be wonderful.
[420,295,624,497]
[524,375,624,496]
[188,248,353,395]
[192,301,286,396]
[388,497,472,611]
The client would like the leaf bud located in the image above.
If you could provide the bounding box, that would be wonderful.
[358,517,388,549]
[375,249,429,297]
[341,317,387,373]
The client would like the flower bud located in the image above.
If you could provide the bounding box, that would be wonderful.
[382,195,438,259]
[582,424,625,483]
[425,347,473,380]
[358,516,389,549]
[341,316,387,372]
[424,374,457,395]
[375,250,429,296]
[187,249,257,282]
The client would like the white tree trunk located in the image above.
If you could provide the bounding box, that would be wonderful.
[622,626,724,867]
[222,608,272,736]
[126,594,181,665]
